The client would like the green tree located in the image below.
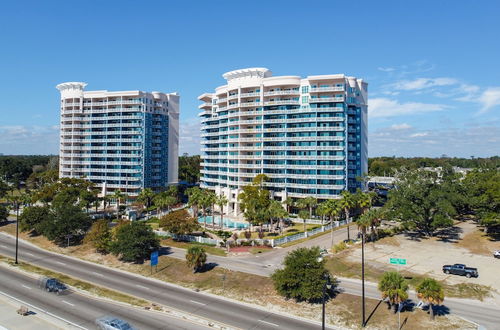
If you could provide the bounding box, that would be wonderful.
[238,175,271,228]
[339,191,357,241]
[284,197,295,214]
[18,206,50,234]
[160,209,199,236]
[154,192,177,216]
[84,219,112,253]
[416,278,444,320]
[79,189,98,213]
[42,205,92,245]
[271,247,333,302]
[297,197,317,219]
[205,191,217,227]
[378,271,409,313]
[325,199,342,248]
[316,202,329,226]
[215,193,229,228]
[185,246,207,273]
[113,190,125,220]
[0,205,8,223]
[298,209,309,233]
[386,169,455,236]
[187,187,203,218]
[268,200,288,233]
[0,180,10,199]
[110,221,160,262]
[137,188,155,209]
[178,154,201,184]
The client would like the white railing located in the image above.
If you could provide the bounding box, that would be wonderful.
[274,218,352,246]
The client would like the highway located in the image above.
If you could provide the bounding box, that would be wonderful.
[0,233,330,330]
[0,265,210,330]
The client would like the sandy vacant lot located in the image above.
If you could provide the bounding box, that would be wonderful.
[346,221,500,305]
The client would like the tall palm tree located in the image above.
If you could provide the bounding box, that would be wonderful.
[137,188,155,209]
[364,208,385,241]
[206,191,217,228]
[298,209,309,233]
[416,278,444,320]
[316,201,329,226]
[325,199,342,248]
[187,187,203,218]
[284,197,294,214]
[339,190,356,241]
[297,196,317,219]
[113,190,125,220]
[378,271,409,313]
[215,193,229,228]
[199,193,212,230]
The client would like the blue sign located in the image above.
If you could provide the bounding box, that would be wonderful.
[150,250,158,266]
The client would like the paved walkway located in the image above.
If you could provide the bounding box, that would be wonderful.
[0,294,64,330]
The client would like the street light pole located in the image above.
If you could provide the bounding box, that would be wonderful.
[15,201,19,264]
[322,273,332,330]
[361,231,366,327]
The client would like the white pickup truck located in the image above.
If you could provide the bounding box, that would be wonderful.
[494,250,500,259]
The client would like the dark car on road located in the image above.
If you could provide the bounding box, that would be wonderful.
[37,276,66,294]
[95,316,136,330]
[442,264,478,278]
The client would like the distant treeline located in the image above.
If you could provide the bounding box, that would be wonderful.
[368,156,500,176]
[0,155,58,183]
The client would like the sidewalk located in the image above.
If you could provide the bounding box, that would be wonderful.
[0,293,68,330]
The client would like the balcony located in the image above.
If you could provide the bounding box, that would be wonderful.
[310,86,344,92]
[198,102,212,109]
[309,97,344,103]
[240,92,260,98]
[264,100,300,106]
[264,90,300,96]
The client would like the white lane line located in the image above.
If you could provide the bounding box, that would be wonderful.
[258,320,279,327]
[21,285,32,290]
[0,244,6,248]
[189,300,206,306]
[92,271,104,277]
[55,261,66,265]
[26,252,35,256]
[61,300,75,307]
[135,284,149,290]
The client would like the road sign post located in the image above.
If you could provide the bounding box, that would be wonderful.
[150,250,159,275]
[389,258,407,274]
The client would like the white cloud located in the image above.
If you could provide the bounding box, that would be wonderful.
[410,132,428,138]
[369,125,500,158]
[478,87,500,114]
[179,119,200,155]
[378,67,395,72]
[390,123,412,130]
[0,125,59,155]
[391,77,458,91]
[369,98,448,118]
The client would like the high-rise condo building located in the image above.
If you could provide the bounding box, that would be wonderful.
[199,68,367,216]
[57,82,179,196]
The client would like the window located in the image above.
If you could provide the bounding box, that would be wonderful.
[302,96,309,103]
[301,86,309,93]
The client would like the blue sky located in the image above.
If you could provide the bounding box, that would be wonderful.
[0,0,498,157]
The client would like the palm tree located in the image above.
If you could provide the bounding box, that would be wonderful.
[416,278,444,320]
[137,188,155,209]
[364,208,385,241]
[185,246,207,273]
[284,197,295,214]
[325,199,342,248]
[215,193,229,228]
[187,187,203,218]
[199,193,212,230]
[154,192,177,216]
[378,271,409,313]
[102,195,110,211]
[297,196,317,219]
[316,201,329,226]
[113,190,125,220]
[206,191,217,228]
[339,190,356,241]
[298,209,309,233]
[268,200,287,233]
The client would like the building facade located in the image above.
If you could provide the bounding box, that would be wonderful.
[199,68,367,216]
[57,82,179,196]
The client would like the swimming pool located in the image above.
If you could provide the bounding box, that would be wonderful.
[198,216,249,229]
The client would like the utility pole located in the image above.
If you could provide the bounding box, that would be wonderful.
[15,199,20,264]
[361,231,366,327]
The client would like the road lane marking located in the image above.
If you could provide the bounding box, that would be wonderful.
[92,271,104,277]
[135,284,149,290]
[259,320,279,327]
[189,300,206,306]
[21,285,32,290]
[26,252,35,256]
[0,245,6,248]
[61,300,75,307]
[55,261,66,265]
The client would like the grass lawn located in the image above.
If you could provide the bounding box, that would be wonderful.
[161,238,227,256]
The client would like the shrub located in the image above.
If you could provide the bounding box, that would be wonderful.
[185,246,207,273]
[84,219,112,253]
[160,209,199,236]
[333,241,348,253]
[258,230,264,239]
[244,231,251,239]
[110,222,160,262]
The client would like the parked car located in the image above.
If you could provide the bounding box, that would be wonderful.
[494,250,500,259]
[442,264,478,278]
[95,316,136,330]
[37,276,66,294]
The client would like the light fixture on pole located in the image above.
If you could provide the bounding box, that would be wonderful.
[322,273,332,330]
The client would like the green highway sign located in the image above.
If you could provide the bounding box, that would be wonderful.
[390,258,407,265]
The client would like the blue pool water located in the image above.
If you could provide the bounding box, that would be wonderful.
[198,216,249,229]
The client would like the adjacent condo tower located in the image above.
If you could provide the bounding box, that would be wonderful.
[57,82,179,196]
[199,68,367,216]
